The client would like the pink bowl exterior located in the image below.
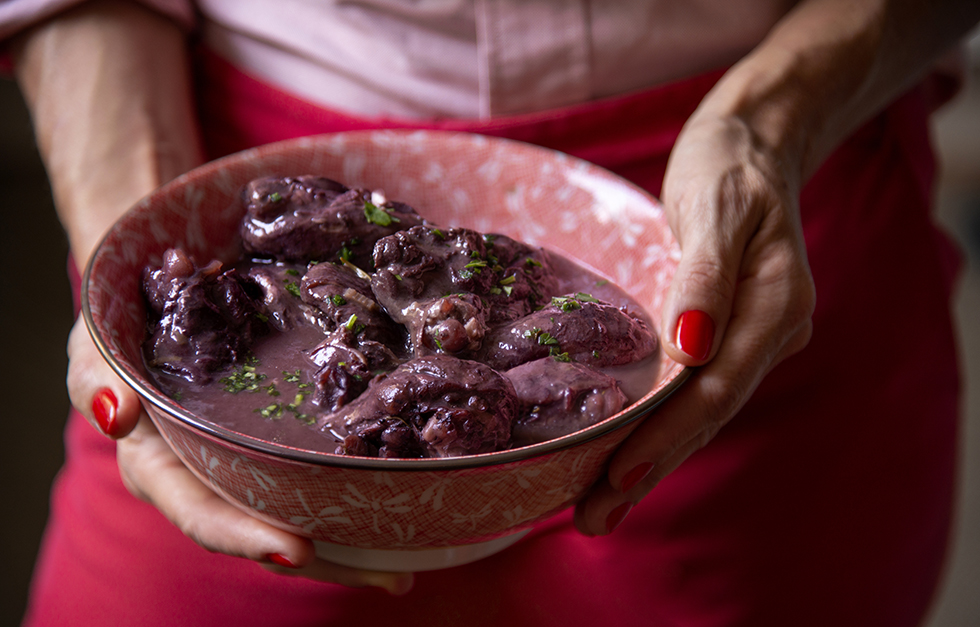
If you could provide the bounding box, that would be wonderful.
[85,130,684,550]
[149,403,636,547]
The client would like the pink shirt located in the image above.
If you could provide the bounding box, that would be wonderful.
[0,0,796,118]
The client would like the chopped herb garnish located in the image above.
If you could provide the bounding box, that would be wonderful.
[221,358,267,393]
[595,279,609,287]
[592,350,601,360]
[464,259,488,271]
[552,351,572,362]
[283,370,303,384]
[502,285,514,297]
[395,274,403,281]
[526,257,542,267]
[331,294,347,306]
[432,228,445,240]
[284,280,302,298]
[255,312,269,323]
[171,391,183,402]
[344,314,358,331]
[483,234,496,246]
[537,332,559,346]
[551,296,582,312]
[575,292,600,303]
[269,192,283,203]
[523,327,542,341]
[285,268,300,276]
[433,336,444,351]
[339,246,352,262]
[490,287,502,295]
[499,275,517,285]
[459,268,474,280]
[363,201,400,227]
[256,403,284,419]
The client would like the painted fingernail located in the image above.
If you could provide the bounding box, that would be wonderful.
[620,462,654,493]
[605,502,633,534]
[267,553,300,569]
[92,388,119,437]
[676,310,714,360]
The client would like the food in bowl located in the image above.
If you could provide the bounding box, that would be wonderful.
[143,175,659,459]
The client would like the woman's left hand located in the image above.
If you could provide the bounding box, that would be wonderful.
[573,97,817,536]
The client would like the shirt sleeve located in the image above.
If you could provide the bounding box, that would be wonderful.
[0,0,196,43]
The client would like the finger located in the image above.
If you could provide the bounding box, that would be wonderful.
[611,262,813,486]
[262,559,415,595]
[66,318,142,438]
[116,414,314,566]
[574,437,703,536]
[659,166,777,367]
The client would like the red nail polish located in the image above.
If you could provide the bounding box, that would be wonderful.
[605,502,633,534]
[620,462,654,493]
[268,553,300,569]
[92,388,119,437]
[675,310,714,360]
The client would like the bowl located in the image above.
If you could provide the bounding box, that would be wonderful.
[83,130,689,572]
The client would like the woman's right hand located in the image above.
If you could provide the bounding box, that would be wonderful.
[15,0,413,594]
[66,316,414,594]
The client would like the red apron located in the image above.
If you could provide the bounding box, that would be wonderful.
[24,50,961,627]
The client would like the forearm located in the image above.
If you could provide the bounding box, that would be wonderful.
[12,0,203,267]
[696,0,980,184]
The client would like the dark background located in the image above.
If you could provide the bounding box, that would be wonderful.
[0,77,72,626]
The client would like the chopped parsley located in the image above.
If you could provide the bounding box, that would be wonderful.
[464,259,488,271]
[551,296,582,312]
[363,201,400,227]
[344,313,358,331]
[331,294,347,306]
[256,403,284,419]
[221,358,267,393]
[284,280,302,298]
[537,331,559,346]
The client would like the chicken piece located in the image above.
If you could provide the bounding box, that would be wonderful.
[504,358,628,447]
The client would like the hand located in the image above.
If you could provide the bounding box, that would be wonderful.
[67,319,414,594]
[573,104,816,536]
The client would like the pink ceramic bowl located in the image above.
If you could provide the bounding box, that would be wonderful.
[83,130,689,572]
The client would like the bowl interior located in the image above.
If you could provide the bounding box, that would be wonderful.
[84,130,686,468]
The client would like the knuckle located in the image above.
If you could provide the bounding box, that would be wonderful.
[701,376,749,435]
[682,255,737,305]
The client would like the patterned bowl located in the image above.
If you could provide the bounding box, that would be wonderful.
[83,130,689,572]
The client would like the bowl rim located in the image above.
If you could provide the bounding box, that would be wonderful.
[81,130,691,471]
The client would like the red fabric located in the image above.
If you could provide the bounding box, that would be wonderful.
[25,49,961,627]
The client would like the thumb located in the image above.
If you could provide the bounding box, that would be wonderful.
[67,318,142,438]
[660,221,745,367]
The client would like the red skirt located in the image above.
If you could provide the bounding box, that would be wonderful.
[24,50,961,627]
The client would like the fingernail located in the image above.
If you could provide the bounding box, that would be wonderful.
[605,502,633,534]
[675,310,714,360]
[620,462,654,493]
[92,388,119,437]
[267,553,300,569]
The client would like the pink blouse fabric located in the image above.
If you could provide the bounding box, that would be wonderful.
[0,0,797,118]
